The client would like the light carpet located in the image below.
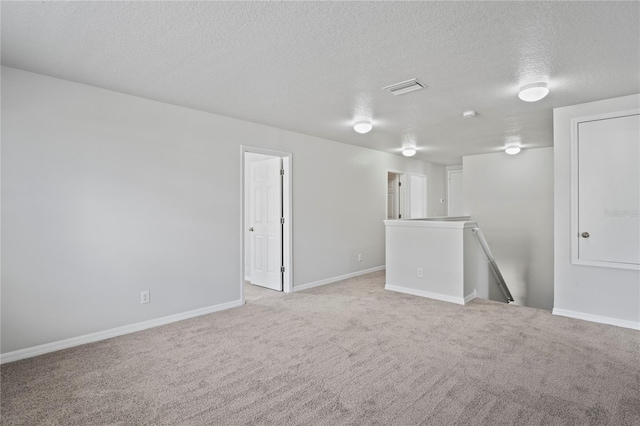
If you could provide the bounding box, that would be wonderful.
[2,271,639,425]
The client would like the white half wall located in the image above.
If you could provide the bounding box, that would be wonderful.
[463,148,554,310]
[1,67,446,354]
[553,94,640,328]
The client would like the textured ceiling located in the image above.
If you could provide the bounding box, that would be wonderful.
[2,1,639,164]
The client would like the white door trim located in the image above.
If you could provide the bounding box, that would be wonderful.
[241,146,293,303]
[570,109,640,270]
[387,170,405,219]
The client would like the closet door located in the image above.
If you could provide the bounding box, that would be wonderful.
[574,112,639,269]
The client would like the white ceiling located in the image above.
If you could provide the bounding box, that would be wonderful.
[2,1,638,165]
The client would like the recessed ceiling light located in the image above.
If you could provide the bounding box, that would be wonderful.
[462,110,477,118]
[505,146,521,155]
[402,148,416,157]
[353,121,373,134]
[518,82,549,102]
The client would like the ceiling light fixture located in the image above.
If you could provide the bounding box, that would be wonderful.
[353,121,373,133]
[518,82,549,102]
[353,121,373,134]
[462,110,477,118]
[505,146,521,155]
[402,137,416,157]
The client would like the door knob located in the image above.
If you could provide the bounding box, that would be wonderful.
[249,227,254,232]
[581,232,590,238]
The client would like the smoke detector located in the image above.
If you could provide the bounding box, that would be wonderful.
[383,79,425,96]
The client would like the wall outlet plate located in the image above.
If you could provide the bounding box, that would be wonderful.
[141,290,150,304]
[417,268,423,278]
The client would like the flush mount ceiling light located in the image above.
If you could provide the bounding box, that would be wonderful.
[505,146,521,155]
[402,138,417,157]
[462,110,477,118]
[518,82,549,102]
[402,143,417,157]
[383,78,425,96]
[353,121,373,134]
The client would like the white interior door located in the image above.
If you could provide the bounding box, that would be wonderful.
[388,174,397,219]
[448,170,464,216]
[387,172,405,219]
[408,174,427,218]
[387,188,396,220]
[250,157,283,290]
[577,113,640,267]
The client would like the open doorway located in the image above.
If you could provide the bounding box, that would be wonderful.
[387,172,404,219]
[387,171,428,219]
[242,147,292,302]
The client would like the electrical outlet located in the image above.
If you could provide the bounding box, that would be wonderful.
[141,290,150,304]
[358,253,363,262]
[417,268,423,278]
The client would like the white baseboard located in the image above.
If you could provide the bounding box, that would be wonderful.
[552,308,640,331]
[464,290,477,304]
[385,284,465,305]
[0,299,244,365]
[293,266,385,292]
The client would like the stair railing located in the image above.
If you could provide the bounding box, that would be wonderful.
[471,227,515,303]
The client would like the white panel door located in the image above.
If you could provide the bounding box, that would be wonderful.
[387,173,404,219]
[250,157,283,290]
[387,174,399,219]
[387,192,395,220]
[408,174,427,218]
[577,113,640,266]
[448,170,464,216]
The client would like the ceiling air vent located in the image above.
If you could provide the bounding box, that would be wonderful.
[383,78,425,96]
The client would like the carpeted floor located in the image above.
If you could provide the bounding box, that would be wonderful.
[2,271,639,425]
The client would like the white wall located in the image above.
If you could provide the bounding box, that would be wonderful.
[1,67,446,354]
[385,220,501,306]
[281,130,445,285]
[554,94,640,329]
[385,223,465,302]
[463,148,554,310]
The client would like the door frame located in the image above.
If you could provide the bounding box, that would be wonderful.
[387,170,406,219]
[241,146,293,303]
[570,109,640,270]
